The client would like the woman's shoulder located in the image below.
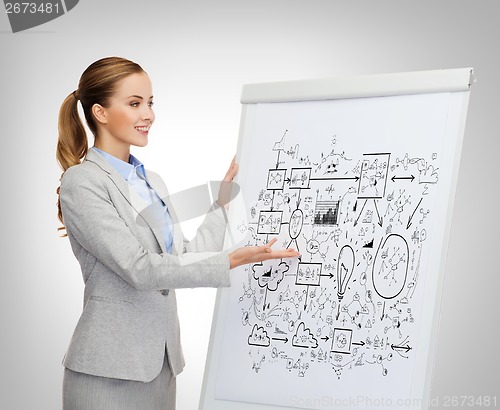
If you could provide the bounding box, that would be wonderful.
[60,160,108,192]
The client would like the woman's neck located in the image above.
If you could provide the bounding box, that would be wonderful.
[94,139,130,162]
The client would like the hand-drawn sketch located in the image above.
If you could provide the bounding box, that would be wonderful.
[228,129,437,382]
[212,90,468,409]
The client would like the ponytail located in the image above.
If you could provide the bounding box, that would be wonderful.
[55,90,88,237]
[57,91,87,171]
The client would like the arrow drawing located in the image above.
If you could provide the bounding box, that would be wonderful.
[354,199,383,227]
[270,190,276,211]
[353,199,368,227]
[406,197,423,230]
[310,176,360,182]
[380,301,386,321]
[391,175,415,182]
[373,200,383,227]
[391,336,412,357]
[391,343,412,353]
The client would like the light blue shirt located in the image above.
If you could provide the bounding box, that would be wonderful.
[91,146,173,254]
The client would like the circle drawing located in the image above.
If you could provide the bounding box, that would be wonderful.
[372,234,409,299]
[289,208,304,239]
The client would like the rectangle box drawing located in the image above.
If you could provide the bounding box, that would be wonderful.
[257,210,283,234]
[267,169,287,190]
[313,200,340,226]
[357,153,391,199]
[295,262,322,286]
[289,167,311,189]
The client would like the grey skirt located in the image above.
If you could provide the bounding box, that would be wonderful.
[62,351,176,410]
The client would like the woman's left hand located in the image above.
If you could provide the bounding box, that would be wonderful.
[216,155,239,209]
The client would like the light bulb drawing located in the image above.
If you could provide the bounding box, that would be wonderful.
[337,245,355,302]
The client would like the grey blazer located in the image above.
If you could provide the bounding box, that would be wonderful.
[59,148,231,382]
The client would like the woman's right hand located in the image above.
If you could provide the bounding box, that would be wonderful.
[228,238,300,269]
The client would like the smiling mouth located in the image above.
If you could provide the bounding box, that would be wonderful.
[135,126,150,133]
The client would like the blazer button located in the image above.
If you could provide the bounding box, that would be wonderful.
[161,289,169,296]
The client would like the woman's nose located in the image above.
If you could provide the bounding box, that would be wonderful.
[142,109,154,122]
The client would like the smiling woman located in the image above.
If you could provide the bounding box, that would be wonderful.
[55,56,300,410]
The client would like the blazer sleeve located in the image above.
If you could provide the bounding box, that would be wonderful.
[145,168,229,254]
[182,201,229,254]
[60,166,231,291]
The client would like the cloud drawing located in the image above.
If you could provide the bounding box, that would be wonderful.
[252,261,289,291]
[248,324,270,347]
[292,322,318,348]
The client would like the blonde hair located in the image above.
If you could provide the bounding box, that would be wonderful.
[56,56,145,236]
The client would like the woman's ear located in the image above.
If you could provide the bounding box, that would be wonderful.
[92,103,108,125]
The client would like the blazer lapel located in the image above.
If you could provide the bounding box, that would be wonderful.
[144,169,184,255]
[84,148,168,254]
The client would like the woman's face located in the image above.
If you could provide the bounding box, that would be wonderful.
[97,71,155,148]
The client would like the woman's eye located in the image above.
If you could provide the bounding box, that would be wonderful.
[130,102,139,107]
[148,101,154,107]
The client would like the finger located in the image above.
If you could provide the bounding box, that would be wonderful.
[225,161,238,181]
[265,238,278,247]
[278,247,300,255]
[282,249,300,257]
[263,249,300,261]
[264,238,278,253]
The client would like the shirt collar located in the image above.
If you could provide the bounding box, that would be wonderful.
[91,146,146,181]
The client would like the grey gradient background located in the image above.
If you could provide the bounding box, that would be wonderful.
[0,0,498,409]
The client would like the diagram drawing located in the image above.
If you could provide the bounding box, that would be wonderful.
[227,129,439,376]
[213,92,463,409]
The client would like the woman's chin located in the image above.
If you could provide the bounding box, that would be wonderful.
[132,139,148,148]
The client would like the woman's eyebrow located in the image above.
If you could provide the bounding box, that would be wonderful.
[127,95,154,99]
